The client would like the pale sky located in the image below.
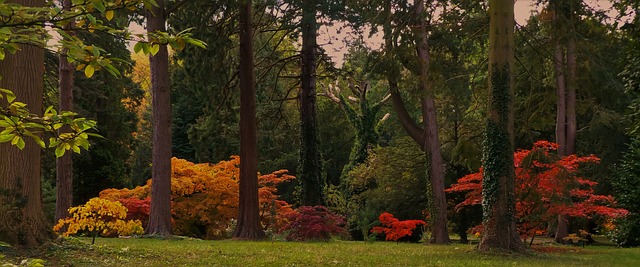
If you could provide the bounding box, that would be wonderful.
[125,1,618,66]
[323,0,617,65]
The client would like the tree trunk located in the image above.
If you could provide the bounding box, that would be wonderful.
[478,0,525,252]
[146,0,173,236]
[299,0,324,206]
[233,0,265,240]
[0,0,49,247]
[55,0,74,225]
[414,0,450,244]
[554,42,567,157]
[565,36,577,156]
[552,0,578,243]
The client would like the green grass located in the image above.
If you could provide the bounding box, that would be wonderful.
[2,237,640,266]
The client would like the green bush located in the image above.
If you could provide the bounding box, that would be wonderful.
[611,138,640,247]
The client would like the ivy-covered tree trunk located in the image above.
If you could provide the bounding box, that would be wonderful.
[0,0,49,247]
[55,0,74,225]
[146,0,173,236]
[478,0,525,252]
[414,0,450,244]
[299,0,324,206]
[233,0,265,240]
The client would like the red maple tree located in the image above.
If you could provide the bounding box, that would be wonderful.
[447,141,628,239]
[371,212,426,242]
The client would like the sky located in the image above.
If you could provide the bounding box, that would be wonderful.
[322,0,618,65]
[124,1,619,66]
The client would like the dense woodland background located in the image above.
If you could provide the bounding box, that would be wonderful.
[1,0,640,249]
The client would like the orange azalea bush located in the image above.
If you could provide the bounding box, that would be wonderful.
[99,156,295,239]
[53,198,144,244]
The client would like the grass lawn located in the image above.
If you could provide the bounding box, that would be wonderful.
[2,237,639,266]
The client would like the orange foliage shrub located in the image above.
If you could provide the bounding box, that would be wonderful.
[99,156,295,239]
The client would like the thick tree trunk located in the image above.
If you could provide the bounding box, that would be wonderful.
[233,0,265,240]
[146,0,173,236]
[55,0,74,225]
[414,0,450,244]
[0,0,49,247]
[478,0,525,252]
[299,0,324,206]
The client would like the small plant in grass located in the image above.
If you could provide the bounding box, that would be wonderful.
[280,206,346,241]
[370,212,426,242]
[53,198,144,244]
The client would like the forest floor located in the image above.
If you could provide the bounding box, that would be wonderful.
[1,236,639,266]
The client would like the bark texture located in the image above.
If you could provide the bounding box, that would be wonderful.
[146,0,173,236]
[0,0,49,247]
[233,0,265,240]
[478,0,526,252]
[414,0,450,244]
[299,0,324,206]
[55,0,74,225]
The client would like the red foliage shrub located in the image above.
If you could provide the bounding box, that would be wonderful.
[370,212,426,241]
[280,206,346,241]
[447,140,629,239]
[118,197,151,227]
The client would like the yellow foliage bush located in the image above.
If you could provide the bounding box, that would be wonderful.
[53,198,144,242]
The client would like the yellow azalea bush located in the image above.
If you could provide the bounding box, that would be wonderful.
[53,198,144,243]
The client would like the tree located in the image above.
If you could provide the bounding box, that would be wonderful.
[233,0,266,240]
[449,141,628,243]
[55,0,75,224]
[378,0,450,244]
[478,0,525,251]
[0,0,48,247]
[319,77,389,191]
[549,0,579,242]
[299,0,325,206]
[146,0,173,236]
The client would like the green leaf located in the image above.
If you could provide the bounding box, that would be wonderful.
[55,145,65,158]
[93,0,106,13]
[91,45,100,57]
[0,133,14,143]
[0,88,16,103]
[16,136,25,149]
[72,145,81,154]
[84,64,95,78]
[185,38,207,49]
[32,135,45,148]
[77,137,90,150]
[133,42,143,54]
[149,44,160,56]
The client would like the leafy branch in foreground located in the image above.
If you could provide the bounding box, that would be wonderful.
[0,88,100,156]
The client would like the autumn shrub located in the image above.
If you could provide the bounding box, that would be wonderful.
[118,197,151,227]
[99,157,295,239]
[370,212,426,242]
[53,198,144,244]
[447,141,629,242]
[280,206,346,241]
